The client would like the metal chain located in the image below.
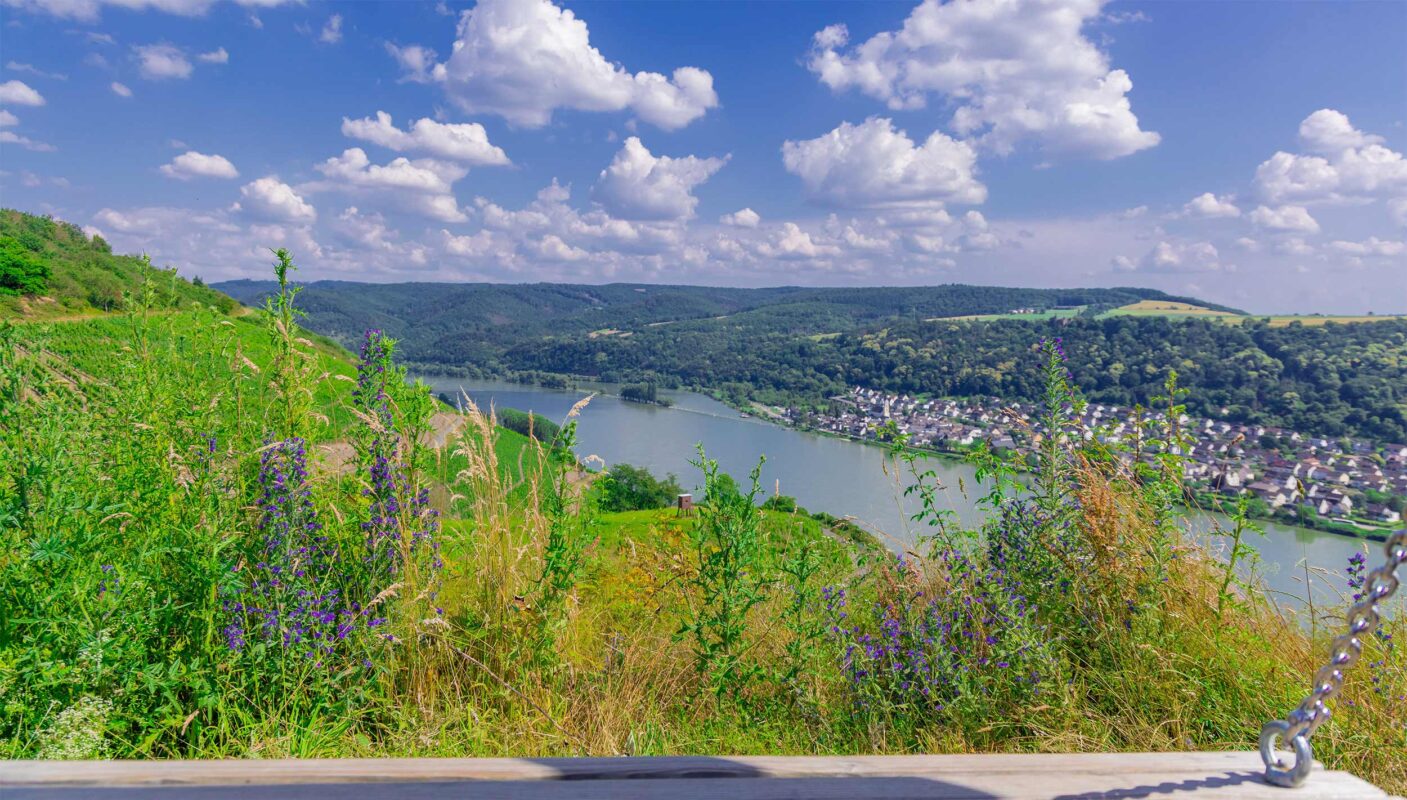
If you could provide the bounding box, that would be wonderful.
[1260,528,1405,788]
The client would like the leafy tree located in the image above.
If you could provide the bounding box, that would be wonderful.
[497,407,561,443]
[0,235,50,296]
[598,463,682,512]
[762,494,797,512]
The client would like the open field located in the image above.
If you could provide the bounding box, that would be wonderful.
[1098,300,1241,318]
[1097,301,1407,327]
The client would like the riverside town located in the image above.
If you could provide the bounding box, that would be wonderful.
[790,387,1407,533]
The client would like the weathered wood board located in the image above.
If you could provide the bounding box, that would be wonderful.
[2,751,1389,799]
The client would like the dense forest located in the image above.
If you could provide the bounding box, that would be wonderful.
[515,316,1407,443]
[218,278,1407,443]
[215,278,1226,360]
[0,209,236,318]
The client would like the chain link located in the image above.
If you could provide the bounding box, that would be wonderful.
[1260,529,1405,788]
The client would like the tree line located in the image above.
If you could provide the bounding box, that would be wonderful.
[511,316,1407,443]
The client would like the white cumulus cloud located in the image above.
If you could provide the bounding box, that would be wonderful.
[340,111,509,165]
[0,79,44,105]
[310,148,470,222]
[806,0,1159,159]
[315,148,464,194]
[1250,204,1320,233]
[433,0,718,130]
[720,208,760,228]
[234,177,317,223]
[385,43,441,84]
[197,47,229,64]
[1137,240,1223,273]
[781,117,986,209]
[1182,192,1240,218]
[758,222,841,260]
[110,81,133,97]
[134,44,192,80]
[1298,109,1383,154]
[1255,109,1407,206]
[593,137,727,220]
[160,150,239,180]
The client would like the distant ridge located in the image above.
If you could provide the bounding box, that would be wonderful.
[214,278,1238,360]
[213,277,1407,443]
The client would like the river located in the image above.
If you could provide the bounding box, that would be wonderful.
[418,377,1398,618]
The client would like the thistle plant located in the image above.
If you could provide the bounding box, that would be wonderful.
[1033,337,1083,520]
[262,249,322,442]
[525,416,596,666]
[886,422,964,553]
[775,535,826,692]
[1214,493,1264,626]
[680,449,769,698]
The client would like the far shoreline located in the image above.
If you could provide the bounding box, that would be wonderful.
[415,370,1396,545]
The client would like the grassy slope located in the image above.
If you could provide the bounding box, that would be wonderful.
[1100,300,1241,318]
[17,309,360,443]
[5,302,1405,793]
[0,209,237,321]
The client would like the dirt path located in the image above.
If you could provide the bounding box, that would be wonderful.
[315,411,467,477]
[427,410,465,449]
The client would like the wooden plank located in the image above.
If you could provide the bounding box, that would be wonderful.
[1,776,1393,800]
[1,752,1389,799]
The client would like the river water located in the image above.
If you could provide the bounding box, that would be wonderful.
[419,377,1397,618]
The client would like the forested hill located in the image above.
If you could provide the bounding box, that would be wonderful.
[513,315,1407,443]
[214,278,1223,360]
[218,277,1407,443]
[0,209,236,319]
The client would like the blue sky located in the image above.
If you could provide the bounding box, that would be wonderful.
[1,0,1404,313]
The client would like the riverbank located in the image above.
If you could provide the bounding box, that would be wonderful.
[428,371,1403,547]
[745,400,1396,545]
[416,375,1389,621]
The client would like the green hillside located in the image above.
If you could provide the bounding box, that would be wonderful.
[218,275,1407,443]
[0,208,237,320]
[215,278,1230,367]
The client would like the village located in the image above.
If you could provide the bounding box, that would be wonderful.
[787,387,1407,531]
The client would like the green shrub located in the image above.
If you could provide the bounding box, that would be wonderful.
[497,407,561,443]
[0,235,50,296]
[598,463,682,512]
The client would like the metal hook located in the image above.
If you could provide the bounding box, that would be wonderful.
[1259,720,1313,788]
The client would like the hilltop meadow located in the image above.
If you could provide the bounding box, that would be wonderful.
[3,234,1405,791]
